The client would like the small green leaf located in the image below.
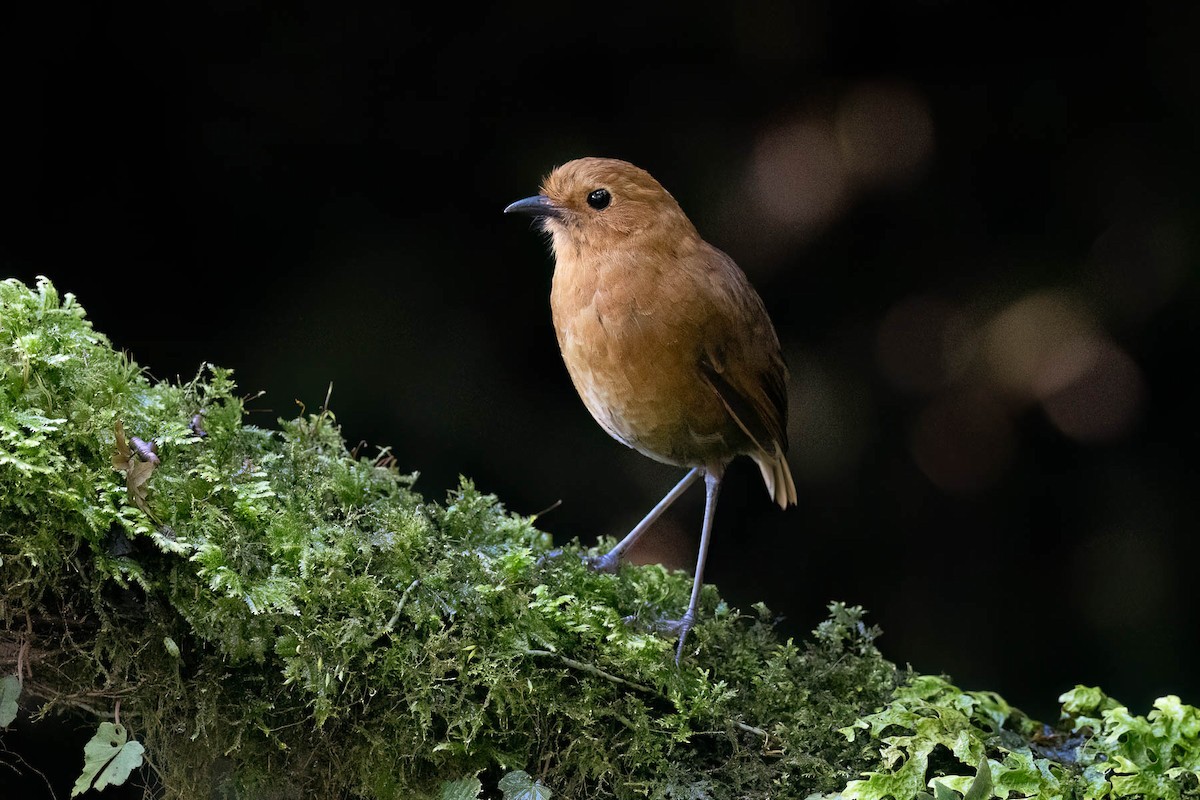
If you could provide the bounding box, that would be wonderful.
[0,674,20,727]
[71,722,145,796]
[1059,685,1110,714]
[498,770,552,800]
[440,775,482,800]
[962,757,993,800]
[930,783,959,800]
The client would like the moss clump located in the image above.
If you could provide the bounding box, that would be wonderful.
[5,277,1197,799]
[0,277,896,798]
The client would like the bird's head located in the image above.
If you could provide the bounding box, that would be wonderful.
[504,157,697,252]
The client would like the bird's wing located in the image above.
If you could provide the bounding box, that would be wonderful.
[698,345,789,454]
[694,245,790,454]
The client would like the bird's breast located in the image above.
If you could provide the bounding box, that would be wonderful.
[549,252,740,467]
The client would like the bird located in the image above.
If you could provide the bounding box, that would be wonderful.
[505,157,796,663]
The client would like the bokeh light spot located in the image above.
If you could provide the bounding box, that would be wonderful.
[749,116,849,240]
[876,294,961,395]
[835,80,935,188]
[910,388,1015,494]
[983,289,1097,398]
[1039,338,1144,442]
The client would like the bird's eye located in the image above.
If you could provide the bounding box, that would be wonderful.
[586,188,611,210]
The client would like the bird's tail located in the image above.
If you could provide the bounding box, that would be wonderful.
[754,443,797,509]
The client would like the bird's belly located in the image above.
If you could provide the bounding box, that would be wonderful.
[556,312,738,467]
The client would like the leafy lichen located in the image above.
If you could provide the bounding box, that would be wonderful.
[837,676,1200,800]
[2,277,1196,799]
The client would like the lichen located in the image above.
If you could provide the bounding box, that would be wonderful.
[835,676,1200,800]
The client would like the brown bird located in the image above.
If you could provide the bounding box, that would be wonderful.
[505,157,796,662]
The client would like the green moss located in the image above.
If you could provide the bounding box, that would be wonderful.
[2,277,1196,799]
[0,278,895,798]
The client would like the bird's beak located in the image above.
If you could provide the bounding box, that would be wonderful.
[503,194,562,219]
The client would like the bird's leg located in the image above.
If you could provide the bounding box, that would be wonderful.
[586,467,701,573]
[667,466,723,664]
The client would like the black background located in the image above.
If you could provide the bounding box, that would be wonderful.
[3,1,1198,795]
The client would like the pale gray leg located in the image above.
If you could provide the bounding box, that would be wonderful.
[671,467,722,664]
[587,467,702,573]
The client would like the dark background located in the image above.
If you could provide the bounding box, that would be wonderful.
[3,1,1198,794]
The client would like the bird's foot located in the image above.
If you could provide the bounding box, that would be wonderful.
[584,550,621,574]
[648,614,691,637]
[534,548,565,567]
[537,548,622,573]
[624,611,697,665]
[661,612,697,665]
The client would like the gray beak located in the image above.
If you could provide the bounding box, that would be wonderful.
[503,195,562,219]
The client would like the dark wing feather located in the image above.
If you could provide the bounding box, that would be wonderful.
[692,242,790,456]
[698,347,789,455]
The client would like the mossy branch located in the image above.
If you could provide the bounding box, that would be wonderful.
[1,277,1197,800]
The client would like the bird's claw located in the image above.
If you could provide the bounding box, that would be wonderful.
[584,551,621,573]
[536,548,624,576]
[534,548,565,567]
[537,548,622,574]
[663,613,698,664]
[621,612,697,664]
[650,613,695,638]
